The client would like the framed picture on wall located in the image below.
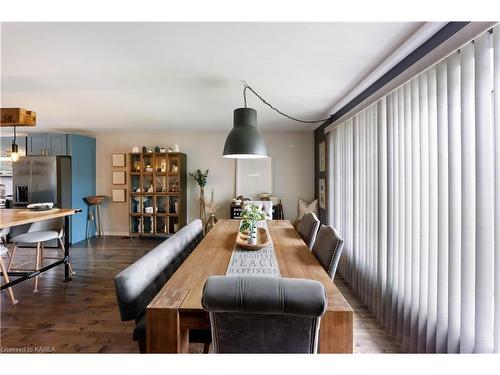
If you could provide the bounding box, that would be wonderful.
[112,153,126,167]
[112,171,126,185]
[112,188,126,202]
[235,156,273,199]
[319,178,326,209]
[319,141,326,172]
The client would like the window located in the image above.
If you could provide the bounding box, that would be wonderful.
[327,26,499,353]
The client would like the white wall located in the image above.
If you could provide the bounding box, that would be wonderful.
[95,130,314,235]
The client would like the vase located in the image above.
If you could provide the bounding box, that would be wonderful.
[199,187,207,229]
[247,223,257,245]
[205,212,218,234]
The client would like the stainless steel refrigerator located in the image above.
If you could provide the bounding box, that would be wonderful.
[12,156,72,242]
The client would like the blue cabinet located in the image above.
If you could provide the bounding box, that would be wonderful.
[67,134,96,243]
[28,133,67,155]
[25,133,96,244]
[47,134,67,155]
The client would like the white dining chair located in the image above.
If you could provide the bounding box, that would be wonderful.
[245,201,273,220]
[1,227,10,247]
[8,218,75,293]
[1,245,18,305]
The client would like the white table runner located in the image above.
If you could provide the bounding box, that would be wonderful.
[225,221,281,277]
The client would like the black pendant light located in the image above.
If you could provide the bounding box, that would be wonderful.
[222,82,332,159]
[223,107,267,159]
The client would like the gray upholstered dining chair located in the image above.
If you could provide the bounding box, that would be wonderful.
[311,225,344,281]
[8,217,75,293]
[202,275,327,353]
[297,212,320,250]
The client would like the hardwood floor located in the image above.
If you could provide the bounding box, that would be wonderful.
[1,236,401,354]
[334,277,403,353]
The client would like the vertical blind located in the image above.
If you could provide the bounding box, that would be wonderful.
[327,26,500,353]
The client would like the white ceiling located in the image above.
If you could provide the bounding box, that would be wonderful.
[1,22,428,133]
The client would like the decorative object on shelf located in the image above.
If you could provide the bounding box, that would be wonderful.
[132,146,140,153]
[160,159,167,172]
[173,144,180,152]
[133,160,141,172]
[223,82,332,159]
[260,193,270,201]
[136,217,143,233]
[204,189,219,233]
[189,168,209,228]
[145,164,153,172]
[147,147,154,153]
[132,196,143,213]
[112,153,126,167]
[171,164,179,174]
[112,189,126,202]
[319,141,326,172]
[155,146,160,153]
[112,171,126,185]
[169,180,179,193]
[239,203,267,246]
[296,198,318,228]
[160,147,166,153]
[168,147,174,152]
[147,185,154,193]
[319,178,326,209]
[142,146,147,153]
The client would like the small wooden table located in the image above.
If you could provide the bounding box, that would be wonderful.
[146,219,353,353]
[0,208,80,290]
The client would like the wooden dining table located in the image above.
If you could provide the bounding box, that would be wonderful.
[146,219,353,353]
[0,208,80,290]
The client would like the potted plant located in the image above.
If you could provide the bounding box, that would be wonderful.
[239,203,266,245]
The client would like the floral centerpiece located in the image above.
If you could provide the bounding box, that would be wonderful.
[239,203,266,245]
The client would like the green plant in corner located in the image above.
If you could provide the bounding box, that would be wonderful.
[189,169,209,229]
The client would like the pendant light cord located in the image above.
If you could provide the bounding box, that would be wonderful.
[243,82,332,124]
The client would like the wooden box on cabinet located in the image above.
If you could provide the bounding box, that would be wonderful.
[128,152,187,237]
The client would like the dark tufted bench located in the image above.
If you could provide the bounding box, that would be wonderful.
[113,219,210,352]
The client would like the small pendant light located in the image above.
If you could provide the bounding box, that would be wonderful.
[10,125,19,162]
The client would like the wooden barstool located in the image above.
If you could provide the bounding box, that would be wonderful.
[84,195,107,239]
[1,245,18,305]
